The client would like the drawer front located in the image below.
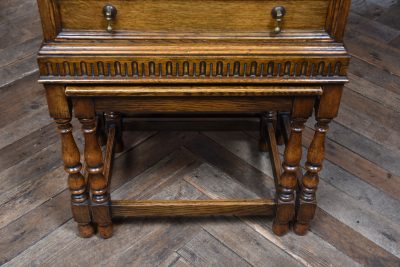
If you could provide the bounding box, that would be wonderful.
[57,0,330,35]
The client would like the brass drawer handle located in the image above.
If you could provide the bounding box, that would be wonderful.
[103,4,117,32]
[271,6,286,34]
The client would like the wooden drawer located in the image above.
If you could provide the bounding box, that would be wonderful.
[37,0,350,84]
[56,0,330,37]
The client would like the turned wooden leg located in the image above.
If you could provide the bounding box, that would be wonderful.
[56,119,94,237]
[272,118,305,235]
[294,84,343,235]
[97,113,107,147]
[74,99,113,239]
[44,84,94,237]
[293,119,329,235]
[105,112,124,153]
[273,97,314,236]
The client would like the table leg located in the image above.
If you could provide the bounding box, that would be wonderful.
[273,97,314,236]
[259,112,277,152]
[105,112,124,153]
[96,113,107,146]
[74,99,113,239]
[56,119,94,237]
[294,84,343,235]
[45,85,94,237]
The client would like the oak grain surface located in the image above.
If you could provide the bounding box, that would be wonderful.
[58,0,329,33]
[1,0,400,266]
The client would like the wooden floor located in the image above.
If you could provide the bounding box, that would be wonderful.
[1,0,400,266]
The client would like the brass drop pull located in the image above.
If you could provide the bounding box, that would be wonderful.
[271,6,286,34]
[103,4,117,32]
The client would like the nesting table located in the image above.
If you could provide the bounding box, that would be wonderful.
[37,0,350,238]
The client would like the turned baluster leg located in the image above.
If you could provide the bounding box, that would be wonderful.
[44,85,94,237]
[74,99,113,239]
[272,97,314,236]
[105,112,124,153]
[57,119,94,237]
[294,84,343,235]
[293,119,328,235]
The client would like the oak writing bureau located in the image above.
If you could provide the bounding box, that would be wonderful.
[37,0,351,239]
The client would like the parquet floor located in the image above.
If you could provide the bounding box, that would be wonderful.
[1,0,400,266]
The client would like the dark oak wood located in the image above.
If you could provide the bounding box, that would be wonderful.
[65,85,323,97]
[36,0,351,41]
[259,113,268,153]
[74,98,113,238]
[111,199,275,217]
[57,0,330,33]
[266,113,282,184]
[272,96,314,236]
[56,118,94,238]
[36,0,61,41]
[259,111,282,183]
[5,0,400,265]
[36,0,351,240]
[94,97,294,113]
[99,120,276,219]
[103,127,115,187]
[122,117,260,131]
[44,84,94,238]
[37,45,350,84]
[326,0,352,41]
[104,112,124,153]
[294,84,343,235]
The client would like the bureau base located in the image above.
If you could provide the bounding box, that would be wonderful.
[95,112,288,238]
[46,84,343,239]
